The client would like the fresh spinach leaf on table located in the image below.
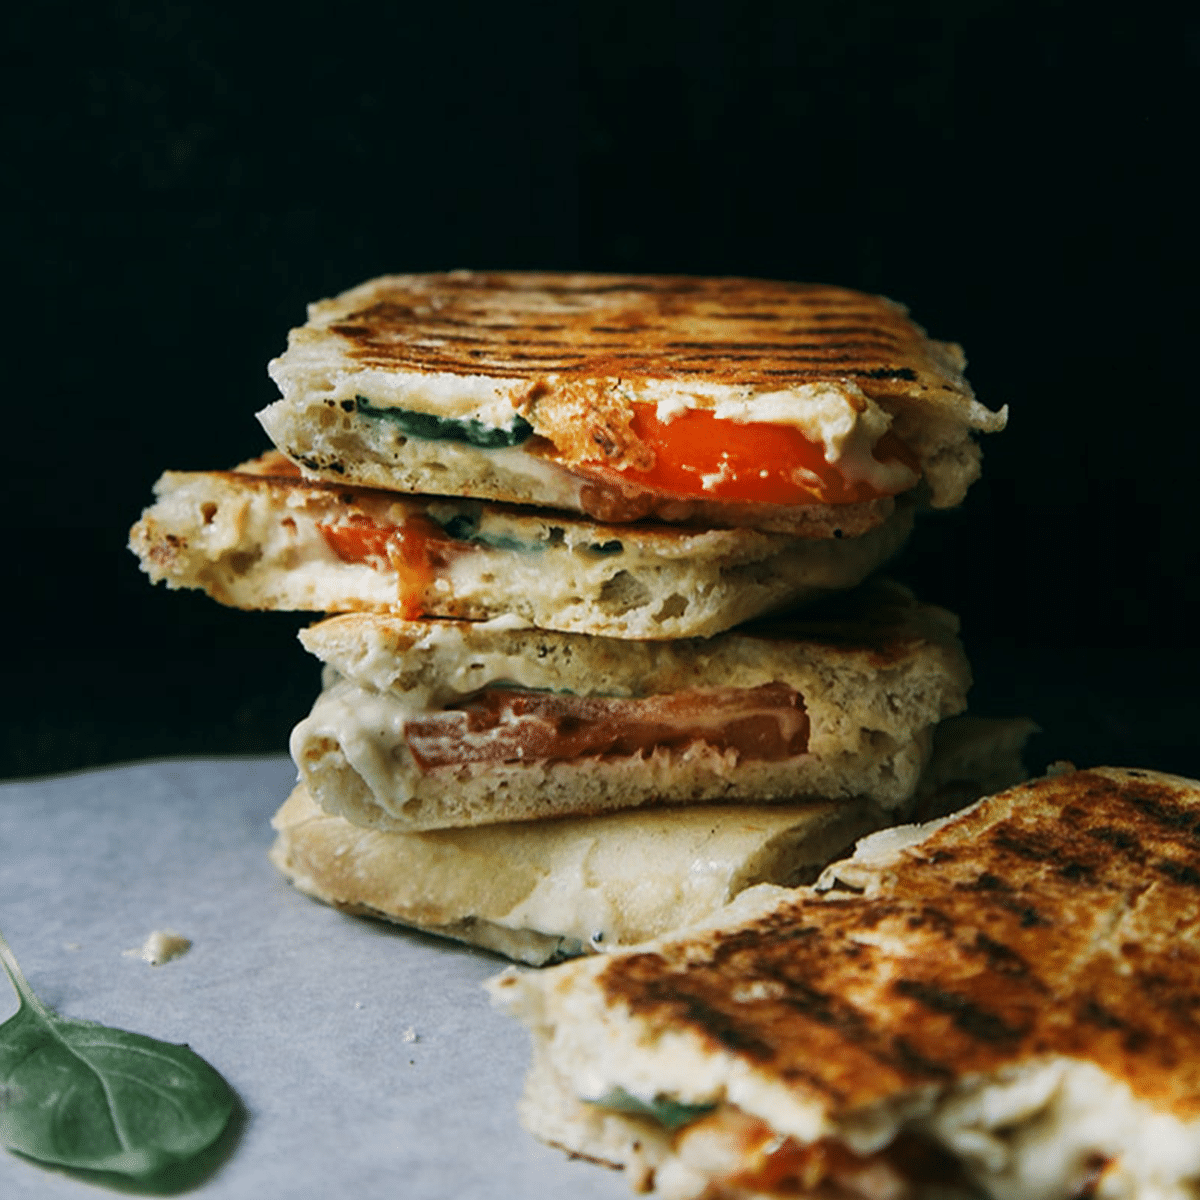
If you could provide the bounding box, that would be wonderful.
[0,926,235,1180]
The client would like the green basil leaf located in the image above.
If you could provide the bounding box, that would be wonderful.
[356,396,534,447]
[0,927,235,1180]
[587,1086,716,1130]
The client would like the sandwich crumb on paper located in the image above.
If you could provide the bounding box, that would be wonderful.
[123,929,192,966]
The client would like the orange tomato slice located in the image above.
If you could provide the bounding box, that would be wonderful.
[594,405,919,506]
[317,515,455,618]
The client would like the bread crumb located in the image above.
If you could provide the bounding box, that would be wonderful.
[124,930,191,966]
[401,1026,419,1044]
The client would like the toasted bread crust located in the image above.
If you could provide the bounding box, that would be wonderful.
[304,272,972,402]
[596,767,1200,1122]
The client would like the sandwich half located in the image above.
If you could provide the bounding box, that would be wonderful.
[128,451,912,639]
[259,272,1006,537]
[269,715,1035,965]
[288,579,970,832]
[490,766,1200,1200]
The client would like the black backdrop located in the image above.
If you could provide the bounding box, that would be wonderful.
[3,3,1196,780]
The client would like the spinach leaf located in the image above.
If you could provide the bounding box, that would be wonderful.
[0,926,235,1180]
[356,395,534,448]
[588,1086,715,1130]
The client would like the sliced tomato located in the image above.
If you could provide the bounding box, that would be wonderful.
[317,515,457,618]
[404,683,810,771]
[587,405,918,506]
[318,519,395,564]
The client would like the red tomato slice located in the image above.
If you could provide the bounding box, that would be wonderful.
[593,405,918,506]
[316,516,456,618]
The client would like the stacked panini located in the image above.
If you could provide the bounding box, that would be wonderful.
[131,271,1017,963]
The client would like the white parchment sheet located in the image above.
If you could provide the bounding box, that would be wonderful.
[0,757,625,1199]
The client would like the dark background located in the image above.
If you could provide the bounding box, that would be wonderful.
[2,2,1196,781]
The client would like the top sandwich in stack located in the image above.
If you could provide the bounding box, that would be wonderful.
[258,271,1005,537]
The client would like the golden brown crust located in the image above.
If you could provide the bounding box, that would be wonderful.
[596,767,1200,1122]
[322,272,971,402]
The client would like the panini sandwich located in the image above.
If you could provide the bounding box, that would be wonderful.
[129,452,912,639]
[491,766,1200,1200]
[259,272,1006,538]
[288,580,970,832]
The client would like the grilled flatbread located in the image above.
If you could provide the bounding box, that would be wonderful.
[128,452,912,640]
[288,580,970,832]
[259,272,1006,537]
[269,715,1034,965]
[490,766,1200,1200]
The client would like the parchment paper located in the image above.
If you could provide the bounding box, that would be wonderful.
[0,757,626,1198]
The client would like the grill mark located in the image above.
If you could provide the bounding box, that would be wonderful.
[776,1063,849,1105]
[604,954,778,1061]
[773,980,871,1041]
[789,325,904,337]
[407,332,582,348]
[711,920,821,962]
[661,340,901,352]
[505,280,702,295]
[755,367,920,380]
[888,1036,955,1081]
[905,905,957,938]
[991,827,1097,879]
[1087,826,1148,861]
[973,932,1041,984]
[639,353,913,366]
[993,897,1052,928]
[893,979,1026,1045]
[1079,1002,1153,1054]
[412,332,490,345]
[1080,999,1131,1031]
[647,990,778,1061]
[1059,860,1097,883]
[712,312,782,320]
[861,367,918,380]
[1119,784,1200,838]
[959,871,1014,893]
[1155,859,1200,887]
